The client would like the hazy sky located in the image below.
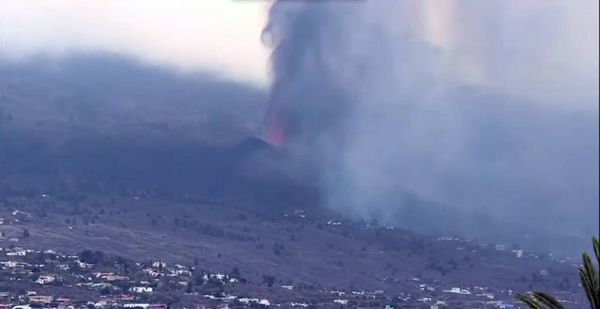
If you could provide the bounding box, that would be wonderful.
[0,0,598,110]
[0,0,270,86]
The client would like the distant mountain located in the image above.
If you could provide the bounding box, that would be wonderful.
[1,53,595,256]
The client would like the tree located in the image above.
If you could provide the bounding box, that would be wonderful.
[262,275,276,287]
[80,250,105,264]
[231,267,241,278]
[193,275,204,286]
[23,228,30,238]
[516,237,599,309]
[186,281,193,294]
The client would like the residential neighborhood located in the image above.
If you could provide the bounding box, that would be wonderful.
[0,239,586,309]
[0,195,589,309]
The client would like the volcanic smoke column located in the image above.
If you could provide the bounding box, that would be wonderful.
[259,0,600,247]
[262,1,353,149]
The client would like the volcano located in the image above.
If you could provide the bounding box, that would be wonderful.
[265,108,287,147]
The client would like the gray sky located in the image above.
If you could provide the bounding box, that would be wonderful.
[419,0,599,111]
[0,0,270,86]
[0,0,598,110]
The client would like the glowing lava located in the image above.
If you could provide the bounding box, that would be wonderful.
[266,107,286,147]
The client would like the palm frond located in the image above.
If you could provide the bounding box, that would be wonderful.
[516,292,565,309]
[577,251,599,309]
[531,291,566,309]
[515,237,600,309]
[516,293,547,309]
[593,237,599,267]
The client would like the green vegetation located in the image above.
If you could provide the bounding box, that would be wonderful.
[516,237,599,309]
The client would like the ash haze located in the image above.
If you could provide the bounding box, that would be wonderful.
[264,0,599,253]
[0,0,598,254]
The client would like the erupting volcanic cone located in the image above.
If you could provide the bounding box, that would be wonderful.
[266,107,286,147]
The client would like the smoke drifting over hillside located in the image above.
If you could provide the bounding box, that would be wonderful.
[263,0,599,251]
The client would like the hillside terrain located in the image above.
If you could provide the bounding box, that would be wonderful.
[0,191,588,309]
[1,54,595,255]
[0,54,593,309]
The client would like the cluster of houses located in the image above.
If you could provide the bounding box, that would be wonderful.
[435,235,578,264]
[0,240,529,309]
[0,203,587,309]
[0,243,266,309]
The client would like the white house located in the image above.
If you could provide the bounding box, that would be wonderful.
[258,299,270,306]
[36,275,56,285]
[130,287,153,294]
[443,287,471,295]
[123,304,150,309]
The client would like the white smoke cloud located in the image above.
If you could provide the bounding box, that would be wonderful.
[265,0,599,251]
[347,0,599,111]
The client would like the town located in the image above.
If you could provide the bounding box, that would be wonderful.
[0,201,586,309]
[0,243,530,309]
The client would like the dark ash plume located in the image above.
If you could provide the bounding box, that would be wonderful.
[262,0,599,254]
